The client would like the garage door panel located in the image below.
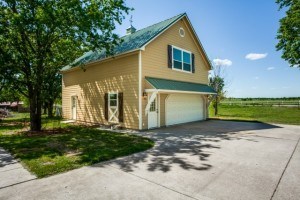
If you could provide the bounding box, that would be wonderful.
[166,94,204,126]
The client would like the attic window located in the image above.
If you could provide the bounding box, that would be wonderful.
[179,28,185,37]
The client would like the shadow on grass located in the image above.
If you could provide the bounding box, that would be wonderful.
[0,122,25,132]
[95,120,282,173]
[0,126,154,177]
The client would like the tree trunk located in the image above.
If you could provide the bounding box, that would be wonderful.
[47,100,54,118]
[214,98,218,116]
[29,91,42,131]
[43,103,47,115]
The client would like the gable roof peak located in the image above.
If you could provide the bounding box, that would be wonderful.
[61,13,189,71]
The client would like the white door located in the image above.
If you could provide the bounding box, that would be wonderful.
[71,96,77,120]
[166,94,204,126]
[148,96,158,129]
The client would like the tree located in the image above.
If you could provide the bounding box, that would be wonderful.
[0,85,22,103]
[276,0,300,67]
[43,72,61,118]
[0,0,130,131]
[209,65,226,116]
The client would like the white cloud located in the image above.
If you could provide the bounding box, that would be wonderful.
[267,67,275,70]
[212,58,232,67]
[245,53,268,60]
[254,76,259,80]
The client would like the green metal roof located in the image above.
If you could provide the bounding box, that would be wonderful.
[146,77,217,94]
[61,13,186,71]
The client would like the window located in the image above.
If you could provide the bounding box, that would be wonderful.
[109,93,117,107]
[149,99,156,112]
[172,46,192,72]
[179,27,185,37]
[108,93,118,122]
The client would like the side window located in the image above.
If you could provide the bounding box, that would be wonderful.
[172,46,192,73]
[173,48,182,70]
[108,93,118,122]
[109,93,118,107]
[149,99,156,112]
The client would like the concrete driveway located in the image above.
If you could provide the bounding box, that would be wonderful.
[0,120,299,200]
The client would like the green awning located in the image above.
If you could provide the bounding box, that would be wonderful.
[145,77,217,94]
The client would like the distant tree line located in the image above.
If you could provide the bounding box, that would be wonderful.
[225,97,300,101]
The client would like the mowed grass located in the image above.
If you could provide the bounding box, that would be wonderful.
[0,113,68,134]
[210,104,300,125]
[0,114,154,178]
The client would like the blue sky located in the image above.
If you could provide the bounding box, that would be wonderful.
[114,0,300,98]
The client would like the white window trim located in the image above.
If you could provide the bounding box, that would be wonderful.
[108,92,119,123]
[171,45,192,73]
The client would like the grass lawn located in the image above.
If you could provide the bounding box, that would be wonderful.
[0,113,68,134]
[0,113,154,178]
[210,104,300,125]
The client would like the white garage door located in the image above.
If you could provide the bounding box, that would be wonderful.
[166,94,204,126]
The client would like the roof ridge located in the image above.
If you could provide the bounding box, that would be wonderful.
[121,13,186,39]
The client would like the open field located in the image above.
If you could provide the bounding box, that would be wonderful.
[210,104,300,125]
[222,98,300,107]
[0,113,154,178]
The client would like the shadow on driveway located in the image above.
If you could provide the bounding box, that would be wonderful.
[0,148,18,167]
[94,120,282,173]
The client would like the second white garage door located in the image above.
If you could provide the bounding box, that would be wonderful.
[166,94,204,126]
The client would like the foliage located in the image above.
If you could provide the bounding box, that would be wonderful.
[42,72,61,117]
[0,115,154,178]
[209,65,226,115]
[0,83,22,102]
[0,0,130,131]
[209,104,300,125]
[276,0,300,67]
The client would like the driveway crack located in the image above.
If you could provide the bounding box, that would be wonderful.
[0,178,37,190]
[270,136,300,199]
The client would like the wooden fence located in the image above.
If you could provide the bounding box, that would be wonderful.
[220,100,300,108]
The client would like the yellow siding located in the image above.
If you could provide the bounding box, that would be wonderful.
[62,53,139,129]
[141,18,210,129]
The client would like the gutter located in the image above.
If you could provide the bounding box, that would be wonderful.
[144,89,217,95]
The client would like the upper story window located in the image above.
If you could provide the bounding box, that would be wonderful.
[172,46,192,73]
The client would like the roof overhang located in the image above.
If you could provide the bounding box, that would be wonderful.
[145,77,217,95]
[60,49,140,73]
[145,89,216,95]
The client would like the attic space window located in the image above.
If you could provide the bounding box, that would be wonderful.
[172,46,192,72]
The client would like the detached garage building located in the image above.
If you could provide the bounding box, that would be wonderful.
[61,13,216,130]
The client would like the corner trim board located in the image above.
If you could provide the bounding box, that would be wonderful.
[138,50,142,130]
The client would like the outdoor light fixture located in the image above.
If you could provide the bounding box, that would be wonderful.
[143,92,148,98]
